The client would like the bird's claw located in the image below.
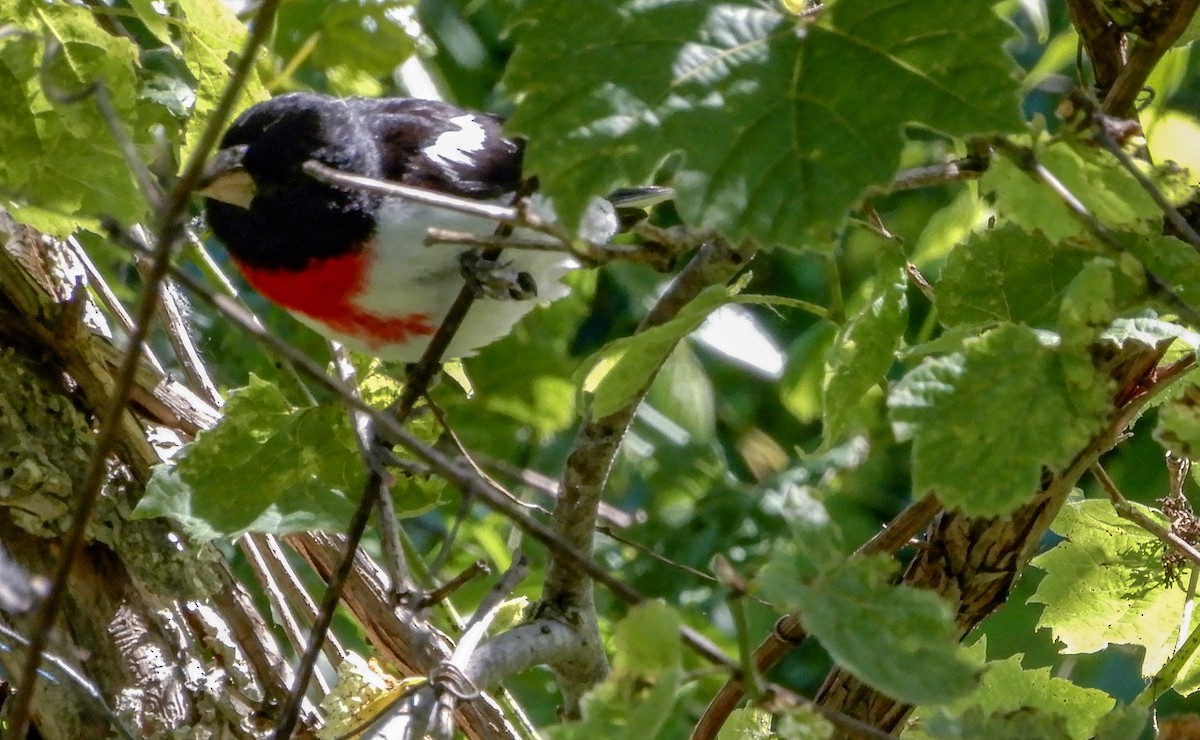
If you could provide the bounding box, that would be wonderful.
[459,251,537,300]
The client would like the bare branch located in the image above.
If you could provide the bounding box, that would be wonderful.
[1092,115,1200,252]
[1102,0,1200,116]
[542,236,757,714]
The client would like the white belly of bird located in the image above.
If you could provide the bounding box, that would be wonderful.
[308,197,576,361]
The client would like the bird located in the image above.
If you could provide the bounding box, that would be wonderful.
[198,92,667,361]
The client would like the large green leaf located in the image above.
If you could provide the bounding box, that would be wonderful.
[172,0,268,164]
[913,653,1114,740]
[504,0,1022,248]
[791,555,981,706]
[1030,500,1200,693]
[1,3,146,232]
[135,377,442,542]
[888,324,1111,516]
[938,226,1094,328]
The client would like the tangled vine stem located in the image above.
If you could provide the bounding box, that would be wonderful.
[5,2,284,737]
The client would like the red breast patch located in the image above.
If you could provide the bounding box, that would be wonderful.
[236,247,437,348]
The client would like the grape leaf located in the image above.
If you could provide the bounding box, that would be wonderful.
[275,0,419,85]
[577,281,735,419]
[1030,500,1199,691]
[982,140,1170,243]
[504,0,1022,248]
[136,377,441,541]
[913,706,1074,740]
[1119,231,1200,308]
[914,654,1113,740]
[173,0,268,165]
[1,3,147,233]
[546,602,684,740]
[790,555,981,706]
[823,244,908,441]
[780,319,837,424]
[938,226,1094,328]
[717,709,772,740]
[888,324,1111,516]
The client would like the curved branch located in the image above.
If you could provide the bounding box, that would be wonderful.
[541,236,758,713]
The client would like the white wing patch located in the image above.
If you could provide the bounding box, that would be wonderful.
[424,113,488,167]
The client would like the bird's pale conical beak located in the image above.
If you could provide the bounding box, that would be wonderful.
[197,144,255,209]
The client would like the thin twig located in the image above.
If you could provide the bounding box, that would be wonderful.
[128,225,221,402]
[1092,463,1200,571]
[0,623,136,740]
[259,533,346,662]
[116,219,743,687]
[65,235,166,374]
[1092,116,1200,252]
[330,343,415,605]
[302,160,567,242]
[873,159,987,194]
[7,3,282,735]
[239,534,333,694]
[273,173,540,738]
[425,229,569,253]
[418,560,491,609]
[991,137,1200,327]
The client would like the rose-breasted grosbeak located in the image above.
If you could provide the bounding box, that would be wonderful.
[199,92,662,361]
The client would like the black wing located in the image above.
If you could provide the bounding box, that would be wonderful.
[352,98,524,199]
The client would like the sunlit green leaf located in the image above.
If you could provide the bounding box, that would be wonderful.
[889,324,1111,516]
[1030,501,1198,689]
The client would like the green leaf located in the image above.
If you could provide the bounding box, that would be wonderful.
[792,555,981,706]
[505,0,1022,247]
[1156,382,1200,458]
[937,226,1093,328]
[173,0,268,165]
[136,377,439,541]
[645,344,717,442]
[754,481,847,600]
[982,140,1169,243]
[547,602,685,740]
[1101,316,1200,352]
[1119,231,1200,308]
[717,708,772,740]
[914,654,1113,740]
[1,3,148,232]
[776,708,834,740]
[1093,704,1150,740]
[275,0,419,84]
[578,281,737,418]
[913,706,1075,740]
[610,600,683,683]
[780,320,838,424]
[1030,500,1194,685]
[1057,259,1117,394]
[888,324,1111,516]
[823,246,908,440]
